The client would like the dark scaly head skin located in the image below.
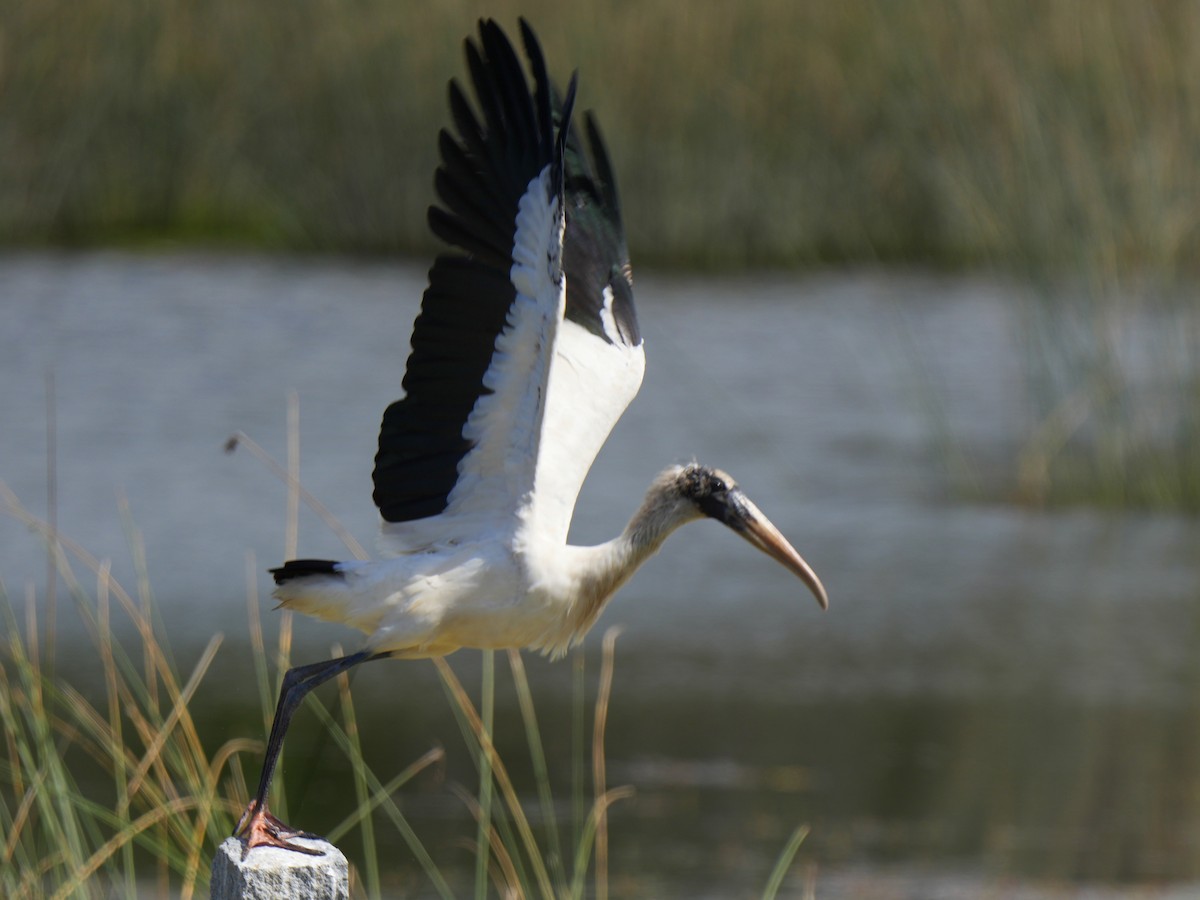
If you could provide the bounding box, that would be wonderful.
[678,464,742,522]
[677,464,829,610]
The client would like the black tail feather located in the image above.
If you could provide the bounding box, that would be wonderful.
[270,559,342,585]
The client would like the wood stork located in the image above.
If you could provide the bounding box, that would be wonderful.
[235,18,828,854]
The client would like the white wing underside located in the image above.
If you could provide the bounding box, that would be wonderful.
[526,317,644,547]
[380,166,644,555]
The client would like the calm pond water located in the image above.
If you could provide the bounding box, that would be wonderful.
[2,251,1199,897]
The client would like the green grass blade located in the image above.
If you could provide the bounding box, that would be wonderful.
[760,824,810,900]
[475,649,494,900]
[507,648,567,893]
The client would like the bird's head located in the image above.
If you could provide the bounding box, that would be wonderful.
[676,464,829,611]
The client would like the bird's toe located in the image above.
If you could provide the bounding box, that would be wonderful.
[235,800,324,858]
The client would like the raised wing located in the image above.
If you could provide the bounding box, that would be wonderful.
[527,112,645,546]
[372,19,571,538]
[371,19,642,551]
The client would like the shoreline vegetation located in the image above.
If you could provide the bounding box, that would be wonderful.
[4,1,1199,273]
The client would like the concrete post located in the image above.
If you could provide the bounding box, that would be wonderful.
[211,837,349,900]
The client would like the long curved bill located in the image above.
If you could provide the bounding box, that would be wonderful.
[728,493,829,610]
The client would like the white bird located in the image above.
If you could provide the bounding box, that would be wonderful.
[235,18,828,854]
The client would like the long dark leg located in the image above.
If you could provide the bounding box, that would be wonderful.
[235,649,390,853]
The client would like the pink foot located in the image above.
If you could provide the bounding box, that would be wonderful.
[234,798,324,858]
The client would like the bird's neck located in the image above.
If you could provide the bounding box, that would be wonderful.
[561,488,697,640]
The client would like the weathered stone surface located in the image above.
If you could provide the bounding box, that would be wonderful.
[211,836,349,900]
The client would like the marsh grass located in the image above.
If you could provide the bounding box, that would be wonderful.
[5,1,1200,271]
[0,483,249,899]
[911,1,1200,509]
[923,271,1200,512]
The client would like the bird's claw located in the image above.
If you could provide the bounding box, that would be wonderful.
[234,799,324,858]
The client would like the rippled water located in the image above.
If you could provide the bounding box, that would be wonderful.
[3,252,1199,896]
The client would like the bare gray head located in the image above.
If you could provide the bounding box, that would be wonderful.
[667,463,829,610]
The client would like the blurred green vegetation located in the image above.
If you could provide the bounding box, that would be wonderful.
[3,0,1199,270]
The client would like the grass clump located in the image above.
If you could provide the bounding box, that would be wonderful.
[1008,279,1200,511]
[0,483,252,899]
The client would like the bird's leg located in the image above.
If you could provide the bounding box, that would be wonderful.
[234,649,390,856]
